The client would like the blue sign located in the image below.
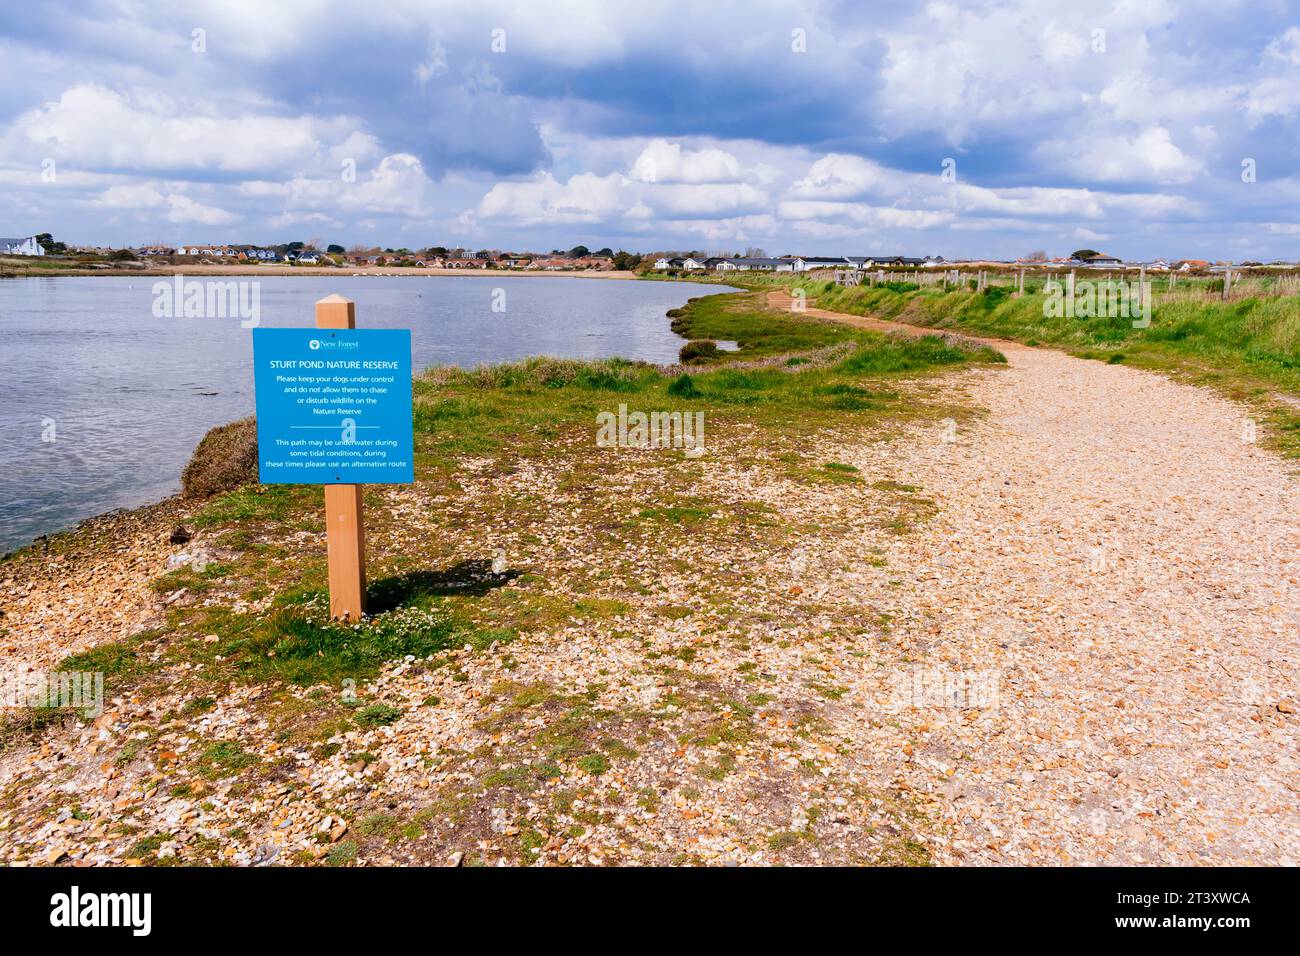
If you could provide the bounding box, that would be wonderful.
[252,328,414,484]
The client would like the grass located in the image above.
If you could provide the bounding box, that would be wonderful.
[0,287,1001,862]
[354,703,404,727]
[725,274,1300,456]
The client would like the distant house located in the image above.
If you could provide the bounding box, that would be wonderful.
[295,252,322,265]
[681,256,709,270]
[2,236,46,256]
[445,257,488,269]
[790,256,848,271]
[1077,252,1123,267]
[714,257,785,272]
[862,256,926,268]
[654,256,684,269]
[526,257,570,271]
[1175,259,1209,272]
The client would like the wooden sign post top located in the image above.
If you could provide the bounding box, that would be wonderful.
[316,295,366,620]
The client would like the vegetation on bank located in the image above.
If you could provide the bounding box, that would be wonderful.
[722,272,1300,457]
[7,286,1002,727]
[1,287,1002,864]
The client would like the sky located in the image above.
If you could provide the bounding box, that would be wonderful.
[1,0,1299,260]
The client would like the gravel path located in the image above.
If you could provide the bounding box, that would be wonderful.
[772,291,1299,864]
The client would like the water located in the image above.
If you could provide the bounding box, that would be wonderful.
[0,274,731,553]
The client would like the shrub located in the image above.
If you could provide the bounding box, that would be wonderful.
[182,417,258,498]
[667,373,698,397]
[354,703,404,727]
[679,340,719,364]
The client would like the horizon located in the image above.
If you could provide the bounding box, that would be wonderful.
[2,2,1299,258]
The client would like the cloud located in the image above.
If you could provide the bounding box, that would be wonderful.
[629,140,743,184]
[92,182,238,224]
[0,2,1296,258]
[164,193,238,225]
[778,199,954,231]
[788,154,896,201]
[1037,126,1203,185]
[475,171,632,225]
[1,84,349,176]
[274,153,437,218]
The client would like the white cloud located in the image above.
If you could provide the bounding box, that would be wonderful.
[1037,126,1202,185]
[788,154,897,201]
[644,183,768,217]
[164,193,238,225]
[92,182,237,224]
[1,84,352,175]
[779,199,954,230]
[475,171,631,225]
[277,153,435,217]
[413,40,449,86]
[629,140,742,184]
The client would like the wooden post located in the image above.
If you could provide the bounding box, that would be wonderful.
[1138,265,1146,313]
[316,294,366,619]
[1222,267,1232,301]
[1018,269,1025,296]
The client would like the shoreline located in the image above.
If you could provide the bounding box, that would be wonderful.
[0,262,641,280]
[0,281,723,558]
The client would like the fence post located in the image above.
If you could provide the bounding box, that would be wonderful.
[316,295,367,619]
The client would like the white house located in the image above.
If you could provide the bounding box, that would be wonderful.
[714,257,785,271]
[0,236,45,256]
[681,256,708,270]
[790,256,848,271]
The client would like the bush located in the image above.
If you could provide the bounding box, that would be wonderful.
[667,373,698,397]
[182,417,258,498]
[679,340,719,364]
[354,703,404,727]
